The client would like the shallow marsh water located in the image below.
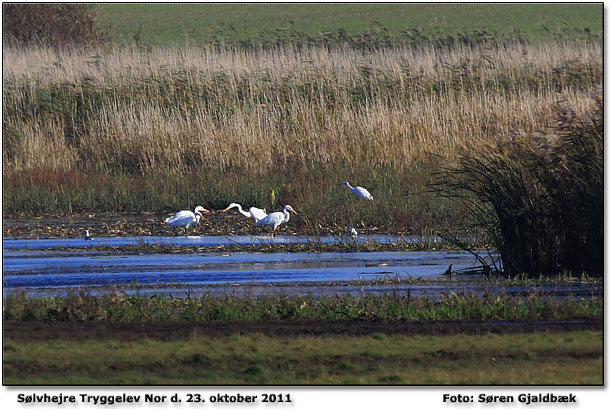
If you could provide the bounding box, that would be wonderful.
[2,233,427,250]
[3,234,601,300]
[2,233,496,295]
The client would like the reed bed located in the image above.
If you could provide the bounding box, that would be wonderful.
[3,41,601,84]
[439,92,603,276]
[2,41,602,231]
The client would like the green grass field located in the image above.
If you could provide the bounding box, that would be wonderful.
[96,3,602,46]
[3,331,602,384]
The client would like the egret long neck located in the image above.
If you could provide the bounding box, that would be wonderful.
[283,210,291,223]
[235,204,251,218]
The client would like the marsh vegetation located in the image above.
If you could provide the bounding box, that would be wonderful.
[4,284,602,323]
[2,4,604,386]
[2,42,602,233]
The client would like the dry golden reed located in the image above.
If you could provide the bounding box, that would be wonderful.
[3,42,601,175]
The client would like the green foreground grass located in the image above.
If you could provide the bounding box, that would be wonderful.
[97,3,602,46]
[3,331,602,384]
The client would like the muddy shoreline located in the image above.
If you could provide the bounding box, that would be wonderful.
[3,213,397,239]
[3,320,603,342]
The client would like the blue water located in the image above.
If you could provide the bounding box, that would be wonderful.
[2,235,492,294]
[2,234,426,250]
[3,248,485,288]
[4,236,601,301]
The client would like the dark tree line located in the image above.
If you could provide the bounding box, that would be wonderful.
[3,3,108,47]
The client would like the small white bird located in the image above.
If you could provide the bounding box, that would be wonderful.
[222,203,267,221]
[256,205,298,232]
[348,227,358,237]
[165,206,210,229]
[339,181,373,201]
[83,229,93,240]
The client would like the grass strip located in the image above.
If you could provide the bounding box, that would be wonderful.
[3,330,602,384]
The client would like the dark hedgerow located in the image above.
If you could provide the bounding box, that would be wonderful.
[439,93,603,277]
[2,4,108,48]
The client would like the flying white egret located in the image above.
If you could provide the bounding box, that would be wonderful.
[165,206,210,228]
[222,203,267,221]
[256,205,297,231]
[339,181,373,201]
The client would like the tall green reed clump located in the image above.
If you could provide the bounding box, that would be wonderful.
[440,94,602,276]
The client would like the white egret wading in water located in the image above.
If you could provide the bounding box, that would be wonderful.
[83,229,93,240]
[222,203,267,221]
[165,206,210,229]
[339,181,373,201]
[256,205,297,232]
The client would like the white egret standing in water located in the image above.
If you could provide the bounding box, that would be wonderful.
[339,181,374,201]
[222,203,267,221]
[256,205,297,232]
[165,206,210,229]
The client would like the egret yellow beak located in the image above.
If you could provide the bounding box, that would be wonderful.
[221,207,231,212]
[290,209,298,215]
[201,208,211,214]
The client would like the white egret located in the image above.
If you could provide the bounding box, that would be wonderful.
[256,205,297,231]
[83,229,93,240]
[348,227,358,237]
[165,206,210,229]
[222,203,267,221]
[339,181,373,201]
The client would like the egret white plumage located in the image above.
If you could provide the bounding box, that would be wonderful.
[348,227,358,237]
[339,181,373,201]
[165,206,210,228]
[256,205,297,231]
[83,229,93,240]
[222,203,267,221]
